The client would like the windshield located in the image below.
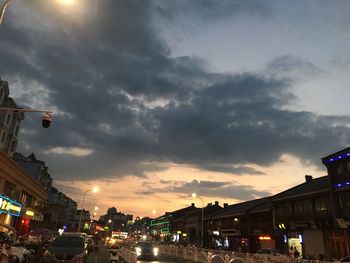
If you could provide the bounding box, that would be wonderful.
[135,242,153,249]
[51,236,84,248]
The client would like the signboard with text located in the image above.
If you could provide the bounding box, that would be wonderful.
[0,195,22,217]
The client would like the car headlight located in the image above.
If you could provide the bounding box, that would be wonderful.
[153,247,159,256]
[135,247,142,256]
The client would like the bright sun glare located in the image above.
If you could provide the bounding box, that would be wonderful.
[59,0,75,6]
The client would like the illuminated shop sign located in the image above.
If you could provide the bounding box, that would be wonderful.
[26,210,35,218]
[0,195,22,217]
[259,236,271,240]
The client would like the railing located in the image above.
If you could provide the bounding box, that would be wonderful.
[158,245,335,263]
[118,247,138,263]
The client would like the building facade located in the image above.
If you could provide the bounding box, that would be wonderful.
[0,79,24,156]
[0,151,47,235]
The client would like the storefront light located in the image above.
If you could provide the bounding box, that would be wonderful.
[299,234,303,243]
[259,236,271,240]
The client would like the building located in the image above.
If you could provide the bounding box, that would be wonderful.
[99,207,133,232]
[43,187,77,231]
[205,198,270,252]
[0,151,47,235]
[271,175,331,259]
[0,79,24,156]
[150,204,198,243]
[182,201,223,246]
[13,153,53,192]
[322,147,350,259]
[73,209,91,232]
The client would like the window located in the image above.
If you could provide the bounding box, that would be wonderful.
[315,198,328,212]
[21,191,33,207]
[6,113,11,125]
[1,131,5,143]
[294,200,312,214]
[340,192,350,209]
[337,163,345,174]
[4,181,16,199]
[11,140,16,152]
[276,203,292,216]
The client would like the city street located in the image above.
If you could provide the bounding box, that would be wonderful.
[87,244,180,263]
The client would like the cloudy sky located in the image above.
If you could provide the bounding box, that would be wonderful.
[1,0,350,217]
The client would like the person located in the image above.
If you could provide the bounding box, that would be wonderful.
[289,246,294,258]
[0,245,9,263]
[294,247,300,258]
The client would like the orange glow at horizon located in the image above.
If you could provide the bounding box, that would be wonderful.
[54,154,324,218]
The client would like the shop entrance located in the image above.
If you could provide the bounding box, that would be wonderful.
[288,238,303,258]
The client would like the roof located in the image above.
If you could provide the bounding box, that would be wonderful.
[170,205,197,220]
[208,197,270,219]
[321,147,350,165]
[271,176,329,202]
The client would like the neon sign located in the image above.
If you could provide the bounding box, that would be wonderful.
[0,195,22,217]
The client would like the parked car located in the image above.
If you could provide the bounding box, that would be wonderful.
[43,235,88,263]
[131,242,159,260]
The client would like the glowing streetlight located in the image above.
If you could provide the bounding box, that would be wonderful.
[94,206,99,211]
[78,186,99,232]
[58,0,75,5]
[152,210,157,215]
[192,192,204,247]
[108,219,112,223]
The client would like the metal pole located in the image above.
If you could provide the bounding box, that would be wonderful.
[199,197,204,248]
[0,0,13,28]
[0,108,53,113]
[78,190,89,232]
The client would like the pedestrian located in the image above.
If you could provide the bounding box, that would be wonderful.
[289,246,294,258]
[0,245,9,263]
[294,247,300,258]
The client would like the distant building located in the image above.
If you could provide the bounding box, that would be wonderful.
[73,209,91,232]
[13,152,53,192]
[0,79,24,156]
[99,207,133,232]
[43,187,77,231]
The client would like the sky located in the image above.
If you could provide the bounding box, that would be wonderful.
[1,0,350,218]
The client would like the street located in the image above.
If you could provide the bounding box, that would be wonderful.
[87,244,180,263]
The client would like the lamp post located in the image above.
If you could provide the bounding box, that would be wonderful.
[78,186,98,232]
[0,0,12,28]
[192,193,204,247]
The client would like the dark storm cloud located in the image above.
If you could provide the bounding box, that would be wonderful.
[198,164,265,175]
[141,179,271,201]
[0,0,350,184]
[154,0,272,21]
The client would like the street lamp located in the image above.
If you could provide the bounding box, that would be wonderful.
[0,0,12,27]
[192,193,204,247]
[78,186,99,232]
[0,108,53,128]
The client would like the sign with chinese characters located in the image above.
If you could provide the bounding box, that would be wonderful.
[0,195,22,217]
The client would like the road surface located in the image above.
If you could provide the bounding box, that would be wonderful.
[88,244,181,263]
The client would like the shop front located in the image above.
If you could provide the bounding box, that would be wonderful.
[0,194,22,230]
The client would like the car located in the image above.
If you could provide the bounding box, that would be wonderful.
[62,232,89,251]
[131,242,159,260]
[43,235,88,263]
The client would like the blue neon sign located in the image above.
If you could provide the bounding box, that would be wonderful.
[0,195,22,217]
